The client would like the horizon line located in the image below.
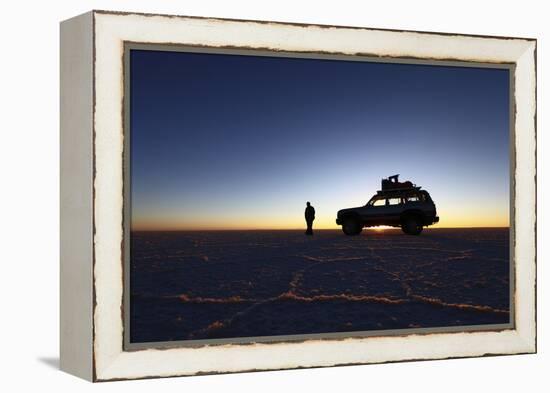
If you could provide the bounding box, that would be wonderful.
[131,226,510,232]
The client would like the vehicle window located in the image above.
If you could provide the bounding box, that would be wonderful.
[406,193,425,203]
[387,198,402,205]
[371,198,386,206]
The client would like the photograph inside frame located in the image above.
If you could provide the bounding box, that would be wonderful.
[124,44,514,347]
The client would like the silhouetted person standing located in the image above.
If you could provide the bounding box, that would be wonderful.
[305,201,315,235]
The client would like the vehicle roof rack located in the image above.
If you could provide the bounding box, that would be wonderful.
[376,186,422,196]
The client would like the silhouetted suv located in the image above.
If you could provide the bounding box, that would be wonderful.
[336,175,439,236]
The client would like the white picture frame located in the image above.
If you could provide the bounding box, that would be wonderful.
[60,10,536,381]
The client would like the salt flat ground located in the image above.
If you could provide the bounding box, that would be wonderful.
[130,228,510,343]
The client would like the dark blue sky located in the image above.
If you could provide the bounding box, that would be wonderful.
[130,49,509,229]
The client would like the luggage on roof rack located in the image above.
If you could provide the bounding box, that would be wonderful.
[380,174,418,192]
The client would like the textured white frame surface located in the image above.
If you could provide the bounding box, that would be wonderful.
[90,11,536,381]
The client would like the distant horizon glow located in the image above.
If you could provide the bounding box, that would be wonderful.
[131,210,509,231]
[130,49,510,231]
[131,226,510,232]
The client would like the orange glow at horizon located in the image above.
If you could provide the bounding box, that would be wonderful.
[131,184,509,231]
[131,210,509,231]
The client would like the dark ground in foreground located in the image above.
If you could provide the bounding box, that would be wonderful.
[129,228,510,343]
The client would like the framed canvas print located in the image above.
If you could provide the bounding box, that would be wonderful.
[60,10,537,381]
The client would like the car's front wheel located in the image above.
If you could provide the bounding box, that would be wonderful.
[342,217,362,236]
[401,216,423,235]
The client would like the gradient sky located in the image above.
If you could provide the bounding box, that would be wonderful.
[130,49,510,230]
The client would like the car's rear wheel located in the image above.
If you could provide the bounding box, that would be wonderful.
[401,216,423,235]
[342,217,362,236]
